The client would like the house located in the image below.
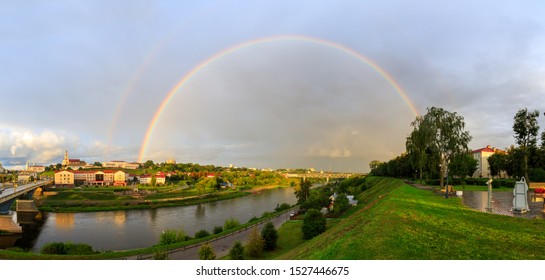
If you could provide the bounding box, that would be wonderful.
[138,172,166,185]
[18,171,38,183]
[472,145,507,178]
[328,193,358,210]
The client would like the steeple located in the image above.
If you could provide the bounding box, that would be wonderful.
[62,150,69,166]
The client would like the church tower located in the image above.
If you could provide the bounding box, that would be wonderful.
[62,150,69,166]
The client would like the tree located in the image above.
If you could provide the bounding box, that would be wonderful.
[369,160,382,172]
[506,146,525,179]
[488,152,509,178]
[421,107,472,192]
[261,222,278,251]
[448,154,477,181]
[198,243,216,260]
[93,162,102,167]
[143,160,155,169]
[406,116,434,183]
[229,241,244,260]
[294,178,311,204]
[330,193,350,216]
[302,209,326,240]
[246,227,264,258]
[513,108,540,183]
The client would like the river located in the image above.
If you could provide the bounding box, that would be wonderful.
[6,187,296,252]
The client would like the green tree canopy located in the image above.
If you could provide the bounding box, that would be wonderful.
[421,107,472,190]
[513,108,540,182]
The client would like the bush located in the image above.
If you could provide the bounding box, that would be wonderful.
[159,228,190,245]
[229,241,244,260]
[492,180,501,189]
[261,222,278,251]
[248,216,259,223]
[261,211,274,219]
[199,243,216,260]
[224,218,240,230]
[246,227,264,258]
[274,203,291,212]
[212,226,223,234]
[302,209,326,240]
[40,242,96,255]
[153,249,168,260]
[195,229,210,239]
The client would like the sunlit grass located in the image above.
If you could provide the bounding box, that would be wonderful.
[280,177,545,260]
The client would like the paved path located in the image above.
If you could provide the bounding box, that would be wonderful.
[405,181,545,219]
[124,208,296,260]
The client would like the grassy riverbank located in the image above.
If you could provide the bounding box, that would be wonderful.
[280,177,545,259]
[37,184,291,212]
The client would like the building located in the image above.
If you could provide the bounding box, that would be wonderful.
[138,172,166,185]
[165,158,176,164]
[102,161,139,170]
[62,150,89,170]
[0,162,5,173]
[55,170,129,187]
[472,145,507,178]
[18,171,38,183]
[55,170,75,187]
[27,164,46,173]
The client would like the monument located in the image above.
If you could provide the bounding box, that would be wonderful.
[512,177,529,213]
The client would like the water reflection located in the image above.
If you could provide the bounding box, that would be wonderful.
[6,187,295,252]
[55,213,74,229]
[462,190,545,219]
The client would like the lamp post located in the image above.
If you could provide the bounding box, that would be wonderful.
[444,163,450,199]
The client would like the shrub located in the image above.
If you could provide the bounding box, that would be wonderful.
[229,241,244,260]
[224,218,240,230]
[246,227,264,258]
[153,249,168,260]
[40,242,96,255]
[302,209,326,240]
[261,222,278,251]
[248,216,259,223]
[261,211,273,219]
[274,203,291,212]
[492,180,501,189]
[195,229,210,239]
[198,243,216,260]
[159,228,190,245]
[212,226,223,234]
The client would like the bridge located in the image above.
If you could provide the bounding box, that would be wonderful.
[0,179,53,214]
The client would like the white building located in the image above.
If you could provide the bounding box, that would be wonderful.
[472,145,507,178]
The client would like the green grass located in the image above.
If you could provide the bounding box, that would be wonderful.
[280,177,545,260]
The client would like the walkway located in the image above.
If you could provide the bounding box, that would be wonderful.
[406,181,545,219]
[124,207,296,260]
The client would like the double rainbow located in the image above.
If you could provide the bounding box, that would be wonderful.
[137,35,419,162]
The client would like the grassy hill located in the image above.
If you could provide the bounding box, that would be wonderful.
[280,177,545,260]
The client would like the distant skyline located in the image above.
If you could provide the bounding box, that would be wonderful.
[1,1,545,171]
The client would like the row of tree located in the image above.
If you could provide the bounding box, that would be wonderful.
[370,107,545,184]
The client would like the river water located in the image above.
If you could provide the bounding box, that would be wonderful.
[7,187,296,252]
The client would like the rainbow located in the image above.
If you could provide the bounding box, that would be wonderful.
[137,34,419,162]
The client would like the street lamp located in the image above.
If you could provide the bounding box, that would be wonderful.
[444,163,450,199]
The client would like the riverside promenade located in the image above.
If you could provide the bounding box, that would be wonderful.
[407,181,545,219]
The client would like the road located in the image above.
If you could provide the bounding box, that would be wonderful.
[124,207,297,260]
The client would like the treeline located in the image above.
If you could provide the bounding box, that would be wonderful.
[370,107,545,183]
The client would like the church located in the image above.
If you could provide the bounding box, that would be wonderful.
[62,150,89,170]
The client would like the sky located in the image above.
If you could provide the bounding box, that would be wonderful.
[1,1,545,172]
